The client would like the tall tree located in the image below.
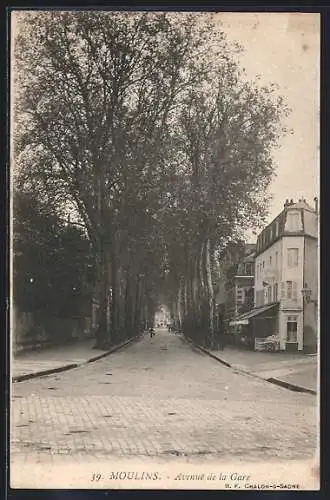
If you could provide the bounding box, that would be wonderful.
[13,11,289,348]
[161,62,290,347]
[14,11,236,346]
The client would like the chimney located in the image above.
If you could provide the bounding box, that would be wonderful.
[284,199,289,208]
[314,196,318,213]
[290,199,294,205]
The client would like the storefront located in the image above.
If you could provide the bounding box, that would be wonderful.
[230,303,279,351]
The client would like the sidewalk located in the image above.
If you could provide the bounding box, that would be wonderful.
[12,336,139,382]
[186,340,318,395]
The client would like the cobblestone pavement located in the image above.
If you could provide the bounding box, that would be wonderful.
[11,330,318,467]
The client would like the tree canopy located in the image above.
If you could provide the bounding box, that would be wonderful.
[13,11,290,348]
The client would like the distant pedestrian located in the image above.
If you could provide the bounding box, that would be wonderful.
[149,327,155,338]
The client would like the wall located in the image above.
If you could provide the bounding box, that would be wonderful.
[254,238,282,306]
[254,234,306,351]
[278,309,304,351]
[303,209,318,238]
[280,235,304,309]
[235,276,254,312]
[278,235,304,350]
[13,307,93,354]
[303,236,318,350]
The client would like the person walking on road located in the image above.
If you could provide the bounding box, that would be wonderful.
[149,327,155,338]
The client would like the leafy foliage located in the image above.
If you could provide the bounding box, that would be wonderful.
[13,189,92,318]
[13,11,290,347]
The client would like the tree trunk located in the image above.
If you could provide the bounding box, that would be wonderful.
[177,281,182,331]
[205,238,215,349]
[125,275,131,336]
[199,242,207,333]
[130,270,138,336]
[110,247,118,342]
[134,277,141,334]
[94,240,111,348]
[183,278,188,330]
[192,255,199,329]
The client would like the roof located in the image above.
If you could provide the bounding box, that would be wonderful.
[229,303,278,326]
[242,251,256,263]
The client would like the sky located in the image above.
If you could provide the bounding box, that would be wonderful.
[216,12,320,229]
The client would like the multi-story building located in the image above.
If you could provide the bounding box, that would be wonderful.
[215,242,256,341]
[231,198,318,352]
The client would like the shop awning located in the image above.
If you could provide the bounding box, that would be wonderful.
[229,303,278,326]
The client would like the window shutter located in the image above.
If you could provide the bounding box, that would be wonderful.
[268,286,272,303]
[280,282,285,298]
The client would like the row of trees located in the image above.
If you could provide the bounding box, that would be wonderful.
[13,11,289,349]
[13,189,92,318]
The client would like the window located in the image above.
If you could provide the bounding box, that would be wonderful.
[268,285,272,303]
[287,248,298,268]
[245,263,252,275]
[245,287,254,307]
[262,261,265,269]
[275,251,278,268]
[275,221,279,237]
[236,288,244,304]
[285,281,297,301]
[280,282,285,299]
[287,316,298,342]
[269,255,272,268]
[273,283,278,302]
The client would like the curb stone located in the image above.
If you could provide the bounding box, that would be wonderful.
[266,377,317,395]
[182,335,317,396]
[12,335,142,383]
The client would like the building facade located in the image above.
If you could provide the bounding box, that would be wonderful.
[215,242,256,344]
[232,198,318,352]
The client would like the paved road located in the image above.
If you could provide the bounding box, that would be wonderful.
[11,329,317,467]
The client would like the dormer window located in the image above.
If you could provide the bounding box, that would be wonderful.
[275,220,279,237]
[285,210,302,232]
